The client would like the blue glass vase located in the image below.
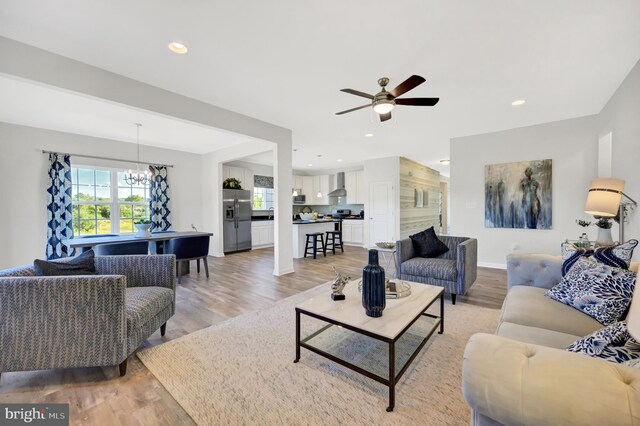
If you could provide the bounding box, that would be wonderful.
[362,249,386,317]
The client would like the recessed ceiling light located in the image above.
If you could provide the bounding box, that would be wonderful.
[511,99,526,106]
[307,163,313,167]
[365,133,374,138]
[440,159,450,165]
[168,42,188,54]
[337,159,343,162]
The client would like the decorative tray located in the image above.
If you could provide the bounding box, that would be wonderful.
[355,279,412,299]
[375,242,396,249]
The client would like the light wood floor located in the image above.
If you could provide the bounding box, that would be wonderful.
[0,246,507,425]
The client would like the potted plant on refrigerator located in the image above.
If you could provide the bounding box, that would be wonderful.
[223,178,242,189]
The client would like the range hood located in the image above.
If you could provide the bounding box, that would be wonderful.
[327,172,347,197]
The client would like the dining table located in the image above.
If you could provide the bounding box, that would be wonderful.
[64,231,213,254]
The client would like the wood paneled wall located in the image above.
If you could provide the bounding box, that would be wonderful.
[399,157,441,238]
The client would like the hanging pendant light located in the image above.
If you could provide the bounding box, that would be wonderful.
[124,123,150,186]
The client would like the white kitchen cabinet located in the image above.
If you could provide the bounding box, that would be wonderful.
[244,169,254,200]
[356,170,365,204]
[224,166,254,199]
[302,176,314,200]
[312,174,334,205]
[345,171,357,204]
[345,170,365,205]
[251,221,274,248]
[293,175,304,191]
[226,166,244,182]
[341,219,363,246]
[342,222,352,242]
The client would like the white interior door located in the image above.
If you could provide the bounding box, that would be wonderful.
[369,181,394,244]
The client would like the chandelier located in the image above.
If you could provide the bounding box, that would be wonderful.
[124,123,150,186]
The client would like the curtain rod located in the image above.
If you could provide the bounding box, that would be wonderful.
[41,150,174,168]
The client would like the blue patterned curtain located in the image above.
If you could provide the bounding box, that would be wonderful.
[46,153,76,259]
[149,165,172,231]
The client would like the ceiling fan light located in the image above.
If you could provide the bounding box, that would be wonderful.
[373,101,394,115]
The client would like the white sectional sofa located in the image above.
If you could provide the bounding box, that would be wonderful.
[462,253,640,425]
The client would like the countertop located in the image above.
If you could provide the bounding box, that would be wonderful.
[251,216,363,222]
[292,219,341,225]
[251,216,274,222]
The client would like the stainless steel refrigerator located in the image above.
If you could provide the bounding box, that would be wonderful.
[223,189,252,254]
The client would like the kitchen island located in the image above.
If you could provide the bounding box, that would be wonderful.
[292,219,341,258]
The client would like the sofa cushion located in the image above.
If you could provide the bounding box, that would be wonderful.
[0,264,36,277]
[500,286,603,337]
[33,249,97,276]
[497,322,581,349]
[401,257,457,281]
[126,287,173,335]
[409,227,449,258]
[545,257,636,325]
[567,321,640,363]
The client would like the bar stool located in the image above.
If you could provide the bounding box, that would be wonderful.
[304,232,326,259]
[324,230,344,254]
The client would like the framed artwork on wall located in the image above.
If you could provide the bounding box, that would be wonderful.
[484,159,552,229]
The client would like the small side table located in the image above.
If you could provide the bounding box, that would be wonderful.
[375,246,397,278]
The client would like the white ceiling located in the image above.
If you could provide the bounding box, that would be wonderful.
[0,75,254,154]
[1,0,639,175]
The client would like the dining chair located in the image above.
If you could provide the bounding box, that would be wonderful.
[163,236,210,283]
[94,241,149,255]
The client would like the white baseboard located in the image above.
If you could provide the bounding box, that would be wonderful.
[273,267,294,276]
[478,262,507,270]
[252,244,274,250]
[209,250,225,257]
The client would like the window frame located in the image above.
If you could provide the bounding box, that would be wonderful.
[253,187,275,211]
[71,165,150,235]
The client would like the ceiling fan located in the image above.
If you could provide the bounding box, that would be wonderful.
[336,75,439,122]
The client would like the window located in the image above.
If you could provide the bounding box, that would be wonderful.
[71,166,150,236]
[253,187,274,211]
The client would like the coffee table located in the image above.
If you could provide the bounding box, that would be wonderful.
[294,280,444,412]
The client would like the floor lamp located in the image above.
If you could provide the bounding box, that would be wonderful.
[584,178,637,243]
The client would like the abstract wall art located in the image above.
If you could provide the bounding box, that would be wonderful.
[484,159,552,229]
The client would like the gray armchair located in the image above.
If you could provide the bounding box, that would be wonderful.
[0,254,176,380]
[395,235,478,304]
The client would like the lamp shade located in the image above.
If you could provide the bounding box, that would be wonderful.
[584,178,624,217]
[628,271,640,340]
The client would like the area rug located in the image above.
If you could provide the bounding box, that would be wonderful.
[137,283,500,425]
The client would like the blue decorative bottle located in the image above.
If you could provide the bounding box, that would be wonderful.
[362,249,386,317]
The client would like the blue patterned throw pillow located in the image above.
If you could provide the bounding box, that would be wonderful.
[560,242,593,276]
[545,257,637,325]
[623,358,640,368]
[593,239,638,270]
[567,321,640,363]
[560,240,637,277]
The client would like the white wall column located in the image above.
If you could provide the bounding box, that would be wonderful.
[273,142,294,275]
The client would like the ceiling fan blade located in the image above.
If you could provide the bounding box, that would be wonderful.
[389,75,426,98]
[379,112,392,122]
[340,88,375,100]
[395,97,440,106]
[335,104,371,115]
